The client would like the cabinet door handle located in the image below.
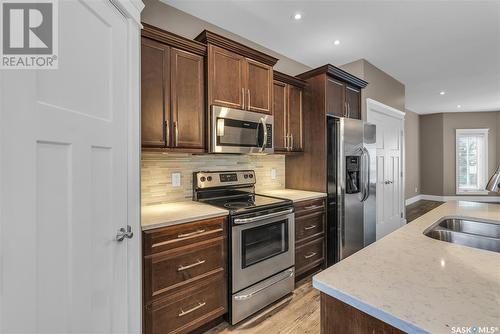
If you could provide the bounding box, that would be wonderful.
[165,120,170,146]
[347,102,351,118]
[247,89,251,110]
[284,135,289,150]
[344,101,348,117]
[173,121,179,146]
[304,252,317,259]
[290,134,293,150]
[177,228,206,239]
[178,301,206,317]
[242,88,245,109]
[304,225,317,230]
[178,259,206,271]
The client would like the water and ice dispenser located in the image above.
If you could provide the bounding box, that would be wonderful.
[346,156,360,194]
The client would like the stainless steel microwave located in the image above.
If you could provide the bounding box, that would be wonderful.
[210,106,273,154]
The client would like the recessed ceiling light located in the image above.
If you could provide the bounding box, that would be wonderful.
[439,91,445,95]
[457,104,462,108]
[293,13,302,20]
[333,40,340,46]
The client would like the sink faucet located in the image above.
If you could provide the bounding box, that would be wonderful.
[486,164,500,193]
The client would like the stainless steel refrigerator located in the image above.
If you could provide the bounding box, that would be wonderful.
[327,116,377,265]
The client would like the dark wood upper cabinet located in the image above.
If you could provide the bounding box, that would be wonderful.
[288,85,303,151]
[345,85,361,120]
[141,38,170,147]
[286,64,367,192]
[141,23,207,152]
[326,78,345,118]
[196,30,277,115]
[208,45,245,109]
[246,59,273,114]
[273,71,306,152]
[273,80,287,151]
[170,48,205,149]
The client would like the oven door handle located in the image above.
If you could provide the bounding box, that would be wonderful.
[233,268,294,301]
[233,208,293,225]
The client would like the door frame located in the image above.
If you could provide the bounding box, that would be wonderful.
[111,1,144,332]
[366,98,406,225]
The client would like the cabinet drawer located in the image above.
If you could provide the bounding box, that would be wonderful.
[144,274,226,334]
[295,237,324,276]
[143,217,227,255]
[294,198,325,217]
[295,211,325,244]
[144,238,225,303]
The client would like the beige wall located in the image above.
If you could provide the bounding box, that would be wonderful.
[405,109,420,199]
[420,114,445,196]
[141,0,311,75]
[341,59,405,120]
[420,111,500,196]
[141,153,285,206]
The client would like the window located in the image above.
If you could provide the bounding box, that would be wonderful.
[456,129,489,194]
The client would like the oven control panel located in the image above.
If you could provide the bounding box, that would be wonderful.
[194,170,256,189]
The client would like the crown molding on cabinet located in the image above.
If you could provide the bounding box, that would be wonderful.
[141,23,207,56]
[273,71,307,88]
[297,64,368,89]
[195,30,278,66]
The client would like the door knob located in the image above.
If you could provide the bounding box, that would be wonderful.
[384,180,393,185]
[116,225,133,241]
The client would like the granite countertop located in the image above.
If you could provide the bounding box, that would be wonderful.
[259,189,327,202]
[141,201,228,231]
[313,201,500,334]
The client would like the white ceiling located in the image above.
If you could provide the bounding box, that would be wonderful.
[161,0,500,114]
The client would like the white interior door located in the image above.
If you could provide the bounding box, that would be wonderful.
[0,1,141,333]
[367,99,405,240]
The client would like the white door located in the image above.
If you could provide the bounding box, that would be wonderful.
[0,1,142,333]
[367,99,405,239]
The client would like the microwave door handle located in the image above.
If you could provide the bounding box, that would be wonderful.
[260,118,268,152]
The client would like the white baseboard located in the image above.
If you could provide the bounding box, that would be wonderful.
[405,195,423,205]
[406,194,500,206]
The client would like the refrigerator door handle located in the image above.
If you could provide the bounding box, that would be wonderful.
[361,147,370,202]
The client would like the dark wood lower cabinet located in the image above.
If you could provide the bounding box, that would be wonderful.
[293,197,327,282]
[143,217,227,334]
[321,293,405,334]
[145,273,227,334]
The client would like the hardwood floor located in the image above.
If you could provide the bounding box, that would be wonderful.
[406,200,444,223]
[205,278,320,334]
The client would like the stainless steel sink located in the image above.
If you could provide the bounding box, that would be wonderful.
[438,218,500,238]
[424,217,500,253]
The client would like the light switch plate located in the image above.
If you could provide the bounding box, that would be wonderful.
[271,168,277,180]
[172,172,181,187]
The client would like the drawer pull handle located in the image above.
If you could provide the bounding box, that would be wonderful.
[178,259,206,271]
[178,301,206,317]
[304,252,317,259]
[177,229,206,239]
[304,205,323,210]
[304,225,317,230]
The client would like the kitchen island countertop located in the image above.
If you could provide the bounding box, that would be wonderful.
[313,201,500,333]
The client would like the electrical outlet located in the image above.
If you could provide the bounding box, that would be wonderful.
[271,168,277,180]
[172,172,181,187]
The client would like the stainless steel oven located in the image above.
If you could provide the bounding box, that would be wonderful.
[210,105,273,154]
[231,207,294,323]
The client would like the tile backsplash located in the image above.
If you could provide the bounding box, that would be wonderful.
[141,152,285,206]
